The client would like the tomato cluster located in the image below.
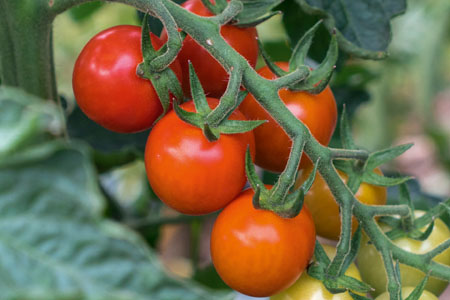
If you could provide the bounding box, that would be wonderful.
[71,0,449,298]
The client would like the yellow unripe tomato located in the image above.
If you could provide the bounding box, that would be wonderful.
[375,287,438,300]
[271,245,364,300]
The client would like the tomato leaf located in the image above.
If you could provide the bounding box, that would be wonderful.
[244,148,266,205]
[188,63,211,115]
[341,226,363,276]
[258,40,289,78]
[172,101,204,128]
[409,221,435,241]
[0,87,63,157]
[399,183,415,212]
[333,275,373,293]
[378,216,401,228]
[361,171,411,187]
[313,241,331,267]
[234,0,283,27]
[365,144,413,170]
[295,0,406,59]
[289,20,322,70]
[0,141,231,299]
[218,119,266,134]
[404,274,430,300]
[339,107,356,150]
[291,33,337,93]
[299,159,319,193]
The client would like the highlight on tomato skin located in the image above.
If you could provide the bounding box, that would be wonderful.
[210,187,316,297]
[161,0,259,98]
[144,98,255,216]
[72,25,182,133]
[239,62,337,173]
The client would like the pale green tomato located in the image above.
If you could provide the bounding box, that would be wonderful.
[375,287,438,300]
[357,211,450,297]
[271,245,363,300]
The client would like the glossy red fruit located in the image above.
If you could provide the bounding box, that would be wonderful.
[145,98,255,215]
[161,0,259,98]
[239,62,337,173]
[211,187,316,297]
[73,25,182,133]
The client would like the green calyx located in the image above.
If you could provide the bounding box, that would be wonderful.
[308,239,373,295]
[137,14,184,124]
[244,145,318,219]
[173,63,265,142]
[259,20,338,94]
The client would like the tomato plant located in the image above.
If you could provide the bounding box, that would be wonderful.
[144,98,255,215]
[375,287,439,300]
[271,244,363,300]
[296,168,387,240]
[357,211,450,297]
[161,0,259,98]
[239,62,337,173]
[210,187,316,297]
[73,25,182,133]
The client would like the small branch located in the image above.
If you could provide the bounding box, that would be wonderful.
[270,137,305,202]
[366,204,411,217]
[206,67,243,126]
[273,66,310,89]
[211,0,243,25]
[424,239,450,261]
[330,148,369,161]
[327,199,353,277]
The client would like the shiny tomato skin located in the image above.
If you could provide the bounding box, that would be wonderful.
[375,287,438,300]
[145,98,255,215]
[271,245,363,300]
[73,25,182,133]
[239,62,337,173]
[357,211,450,297]
[210,187,316,297]
[162,0,258,98]
[295,168,387,240]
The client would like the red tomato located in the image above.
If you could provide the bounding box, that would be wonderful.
[73,25,182,133]
[145,98,255,215]
[161,0,259,98]
[210,187,316,297]
[239,62,337,173]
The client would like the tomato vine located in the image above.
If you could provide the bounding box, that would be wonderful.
[0,0,449,299]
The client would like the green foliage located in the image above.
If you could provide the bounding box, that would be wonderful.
[296,0,406,59]
[0,87,231,300]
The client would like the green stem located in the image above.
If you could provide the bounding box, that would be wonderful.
[330,148,369,161]
[211,0,243,25]
[0,0,58,101]
[206,67,243,126]
[270,138,305,202]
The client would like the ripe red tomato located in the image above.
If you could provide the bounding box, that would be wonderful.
[73,25,182,133]
[296,167,387,240]
[239,62,337,173]
[145,98,255,215]
[161,0,259,98]
[210,187,316,297]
